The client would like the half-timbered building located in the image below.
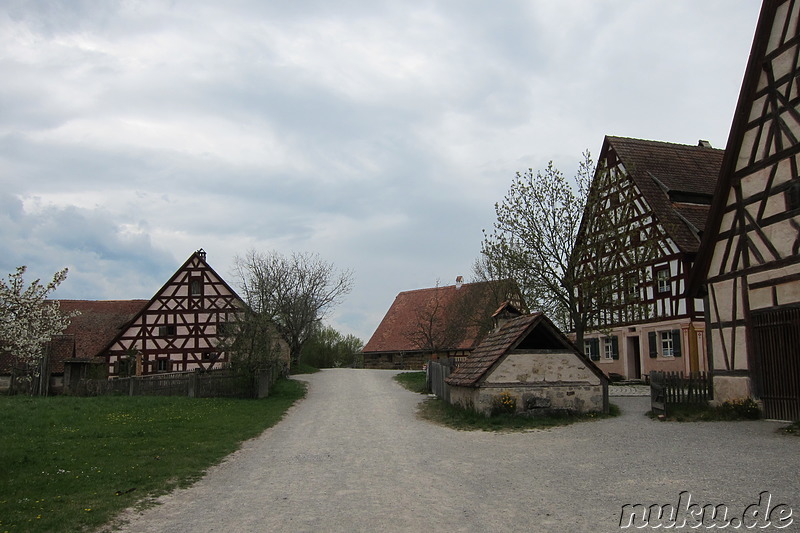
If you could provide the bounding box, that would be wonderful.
[104,249,245,376]
[689,0,800,420]
[575,136,724,379]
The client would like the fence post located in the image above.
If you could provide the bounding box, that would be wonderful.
[188,369,199,398]
[650,371,667,417]
[129,376,135,396]
[256,369,270,399]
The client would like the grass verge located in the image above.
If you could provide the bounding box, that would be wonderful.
[416,398,619,432]
[648,398,761,422]
[0,379,306,533]
[394,372,619,431]
[393,371,428,394]
[290,362,320,375]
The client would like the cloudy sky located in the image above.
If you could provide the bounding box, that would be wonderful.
[1,1,762,342]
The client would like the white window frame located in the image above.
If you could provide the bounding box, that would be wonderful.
[656,268,670,293]
[603,338,615,359]
[661,331,674,357]
[584,341,595,359]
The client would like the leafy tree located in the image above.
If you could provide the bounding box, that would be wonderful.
[0,266,75,392]
[234,250,353,368]
[479,155,592,334]
[478,152,659,348]
[220,307,287,375]
[300,325,363,368]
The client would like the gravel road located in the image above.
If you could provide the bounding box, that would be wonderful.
[113,369,800,533]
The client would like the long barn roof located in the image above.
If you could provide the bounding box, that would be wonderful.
[363,280,516,354]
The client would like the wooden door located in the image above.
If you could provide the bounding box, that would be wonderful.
[751,308,800,421]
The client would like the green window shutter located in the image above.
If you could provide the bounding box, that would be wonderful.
[672,329,682,357]
[590,338,600,361]
[648,332,658,358]
[611,336,619,359]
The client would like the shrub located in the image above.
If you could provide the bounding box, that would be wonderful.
[718,397,760,420]
[491,391,517,416]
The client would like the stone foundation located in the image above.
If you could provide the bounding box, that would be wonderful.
[711,375,753,406]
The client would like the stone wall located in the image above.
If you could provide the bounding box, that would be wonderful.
[449,349,607,416]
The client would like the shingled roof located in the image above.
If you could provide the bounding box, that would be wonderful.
[0,299,146,374]
[604,136,724,254]
[446,313,606,387]
[363,280,518,354]
[58,300,148,359]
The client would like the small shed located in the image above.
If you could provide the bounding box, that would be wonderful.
[445,313,609,416]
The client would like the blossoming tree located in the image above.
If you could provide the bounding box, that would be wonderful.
[0,266,74,391]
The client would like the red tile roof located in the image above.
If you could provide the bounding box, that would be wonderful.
[363,280,519,354]
[57,300,148,359]
[605,136,724,253]
[0,299,146,374]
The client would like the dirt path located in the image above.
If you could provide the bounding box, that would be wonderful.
[112,369,800,533]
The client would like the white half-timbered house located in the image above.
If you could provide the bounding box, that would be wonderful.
[576,136,724,379]
[104,250,244,376]
[689,0,800,420]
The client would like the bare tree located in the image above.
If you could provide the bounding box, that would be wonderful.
[234,250,353,368]
[404,279,519,357]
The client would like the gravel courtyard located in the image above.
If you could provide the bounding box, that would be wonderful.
[114,369,800,533]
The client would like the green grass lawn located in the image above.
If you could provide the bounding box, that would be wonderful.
[0,379,306,533]
[393,371,428,394]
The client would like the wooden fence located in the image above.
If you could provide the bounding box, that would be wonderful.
[77,365,281,399]
[426,359,457,403]
[650,371,713,416]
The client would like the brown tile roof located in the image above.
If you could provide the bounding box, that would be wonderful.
[606,136,724,253]
[363,280,518,354]
[445,313,606,387]
[57,300,147,358]
[446,313,544,387]
[0,299,146,374]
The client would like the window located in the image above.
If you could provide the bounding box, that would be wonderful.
[202,351,218,361]
[584,338,600,361]
[603,336,619,360]
[787,180,800,211]
[156,359,170,372]
[661,331,674,357]
[158,325,177,337]
[656,268,670,293]
[649,330,682,358]
[190,277,202,296]
[625,276,639,301]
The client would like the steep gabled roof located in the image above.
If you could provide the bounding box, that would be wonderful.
[97,249,244,356]
[604,136,724,254]
[446,313,606,387]
[362,280,518,354]
[689,1,783,295]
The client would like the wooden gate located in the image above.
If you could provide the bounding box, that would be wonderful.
[751,307,800,421]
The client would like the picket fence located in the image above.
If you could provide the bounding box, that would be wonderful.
[78,366,281,399]
[650,371,713,417]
